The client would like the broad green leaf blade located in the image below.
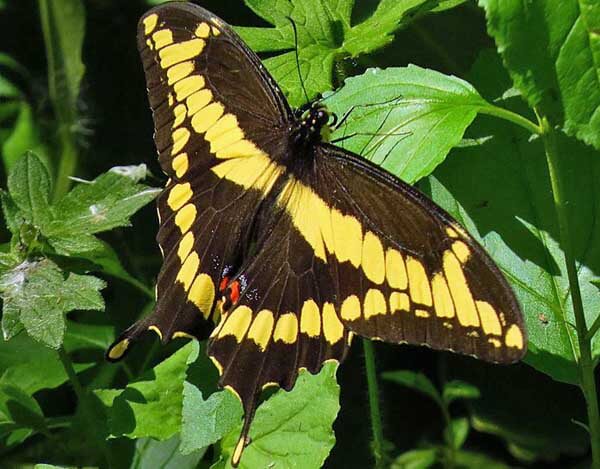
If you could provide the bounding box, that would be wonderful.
[47,170,160,237]
[238,0,439,106]
[0,384,46,438]
[180,340,242,454]
[328,66,489,183]
[2,103,45,173]
[95,343,194,440]
[427,50,600,384]
[218,362,340,469]
[342,0,433,55]
[479,0,600,149]
[391,448,438,469]
[63,320,114,352]
[0,259,105,349]
[442,380,480,405]
[381,370,442,408]
[48,233,105,256]
[0,190,23,237]
[38,0,85,125]
[132,435,207,469]
[0,334,91,394]
[451,359,589,461]
[445,417,469,450]
[180,383,242,455]
[6,152,51,228]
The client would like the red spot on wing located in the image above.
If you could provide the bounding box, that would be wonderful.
[230,280,240,304]
[219,276,230,292]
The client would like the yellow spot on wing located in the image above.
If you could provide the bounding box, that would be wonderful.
[205,114,238,141]
[148,325,163,339]
[219,305,252,342]
[364,289,387,319]
[322,302,343,344]
[341,295,361,321]
[191,102,224,133]
[406,257,433,306]
[362,231,385,284]
[389,291,410,313]
[174,76,205,101]
[187,89,212,115]
[273,313,298,343]
[160,39,205,68]
[331,210,362,267]
[211,26,221,36]
[177,231,195,261]
[172,104,187,128]
[415,309,430,318]
[175,203,196,233]
[247,309,274,350]
[443,251,480,327]
[171,128,190,155]
[143,14,158,35]
[431,273,455,318]
[300,299,320,337]
[189,274,215,318]
[108,338,130,360]
[386,248,407,290]
[452,240,471,263]
[172,153,189,178]
[152,29,173,49]
[211,154,283,194]
[195,22,210,38]
[216,139,263,159]
[172,331,195,339]
[446,227,459,238]
[210,355,223,374]
[488,337,502,348]
[176,252,199,291]
[167,61,194,85]
[167,183,192,210]
[505,324,524,349]
[476,301,502,335]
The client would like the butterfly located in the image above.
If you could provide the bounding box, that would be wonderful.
[106,2,527,466]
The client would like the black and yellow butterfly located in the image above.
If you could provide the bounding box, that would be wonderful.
[107,2,527,465]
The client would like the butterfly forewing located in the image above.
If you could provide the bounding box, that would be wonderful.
[107,4,291,359]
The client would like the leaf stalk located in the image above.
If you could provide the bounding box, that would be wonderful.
[362,338,387,468]
[538,114,600,468]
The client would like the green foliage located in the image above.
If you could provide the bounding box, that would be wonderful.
[479,0,600,150]
[1,0,599,468]
[216,362,340,469]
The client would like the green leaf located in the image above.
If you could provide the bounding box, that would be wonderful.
[132,435,207,469]
[0,333,90,394]
[38,0,85,125]
[432,0,468,12]
[452,360,589,461]
[63,320,114,352]
[0,384,46,440]
[180,383,242,455]
[428,50,600,384]
[95,342,194,440]
[218,362,340,468]
[453,449,511,468]
[391,448,438,469]
[0,190,23,237]
[46,170,160,237]
[479,0,600,149]
[0,258,105,349]
[2,103,45,173]
[442,380,480,405]
[6,152,52,229]
[444,417,469,450]
[327,66,489,183]
[382,370,442,408]
[237,0,438,106]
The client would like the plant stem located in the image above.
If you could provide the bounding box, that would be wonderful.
[362,338,386,468]
[538,114,600,468]
[479,105,541,135]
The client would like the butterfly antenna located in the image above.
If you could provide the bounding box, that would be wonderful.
[288,16,310,105]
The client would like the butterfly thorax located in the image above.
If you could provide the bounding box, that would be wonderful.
[289,104,331,150]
